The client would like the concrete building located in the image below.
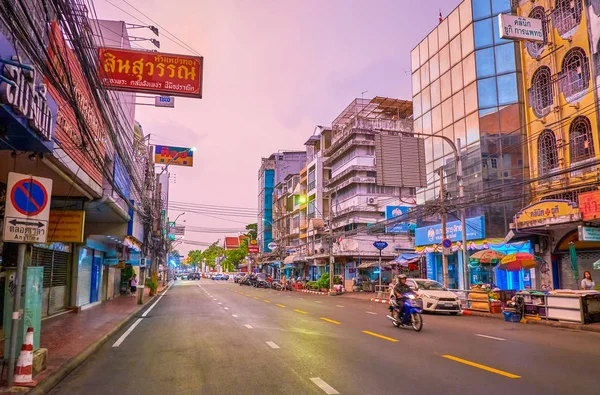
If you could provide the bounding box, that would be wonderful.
[257,151,306,255]
[410,0,531,290]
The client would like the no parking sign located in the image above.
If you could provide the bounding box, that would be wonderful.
[3,172,52,243]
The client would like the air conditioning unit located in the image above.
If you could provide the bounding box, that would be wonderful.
[367,197,378,206]
[320,248,325,253]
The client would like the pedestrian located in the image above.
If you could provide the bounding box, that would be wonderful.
[282,274,287,292]
[581,271,595,290]
[130,274,138,296]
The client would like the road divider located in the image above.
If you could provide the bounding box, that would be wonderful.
[266,341,280,349]
[362,330,399,343]
[276,304,286,308]
[441,355,520,379]
[320,317,341,325]
[294,309,308,315]
[263,300,271,303]
[310,378,339,395]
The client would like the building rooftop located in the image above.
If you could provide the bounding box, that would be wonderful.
[333,97,413,128]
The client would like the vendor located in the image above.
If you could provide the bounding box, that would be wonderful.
[581,271,596,290]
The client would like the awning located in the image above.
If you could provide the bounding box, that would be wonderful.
[391,254,421,267]
[283,254,307,264]
[356,261,379,269]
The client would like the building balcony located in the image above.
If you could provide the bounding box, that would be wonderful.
[325,165,375,187]
[324,139,375,166]
[324,176,377,194]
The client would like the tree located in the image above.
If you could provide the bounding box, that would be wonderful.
[187,250,203,267]
[245,223,257,240]
[200,242,225,269]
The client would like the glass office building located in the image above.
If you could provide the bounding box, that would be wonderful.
[411,0,531,288]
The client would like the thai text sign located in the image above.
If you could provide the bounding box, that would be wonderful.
[48,210,85,243]
[154,145,194,167]
[579,190,600,221]
[385,206,410,233]
[513,200,580,229]
[498,14,544,42]
[414,216,485,247]
[578,226,600,242]
[98,48,203,98]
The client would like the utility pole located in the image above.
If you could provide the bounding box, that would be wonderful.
[7,244,26,387]
[439,167,449,288]
[457,138,468,289]
[328,192,335,295]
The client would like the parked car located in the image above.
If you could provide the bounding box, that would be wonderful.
[222,274,230,281]
[405,278,461,315]
[212,274,224,280]
[187,273,200,280]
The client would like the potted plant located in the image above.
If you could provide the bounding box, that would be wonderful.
[318,273,330,293]
[146,278,158,296]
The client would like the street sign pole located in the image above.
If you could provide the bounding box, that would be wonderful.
[7,243,26,387]
[378,248,382,288]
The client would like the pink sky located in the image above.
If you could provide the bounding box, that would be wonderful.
[95,0,454,255]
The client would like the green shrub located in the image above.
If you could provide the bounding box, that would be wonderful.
[317,273,330,289]
[145,278,158,293]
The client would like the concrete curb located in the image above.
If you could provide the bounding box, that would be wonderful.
[26,285,170,394]
[463,310,600,333]
[300,289,327,296]
[370,298,390,304]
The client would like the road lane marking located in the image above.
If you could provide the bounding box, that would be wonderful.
[254,297,260,300]
[232,314,238,318]
[266,341,280,349]
[112,318,143,347]
[476,334,506,341]
[213,298,217,301]
[362,330,398,342]
[294,309,308,315]
[224,307,229,310]
[245,294,251,297]
[142,291,168,317]
[336,305,345,308]
[366,311,377,315]
[276,304,286,308]
[218,302,222,305]
[315,301,322,303]
[277,293,281,296]
[310,378,340,395]
[244,324,253,329]
[441,355,520,379]
[320,317,341,325]
[264,300,271,303]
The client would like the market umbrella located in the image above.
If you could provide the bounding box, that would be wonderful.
[469,250,506,267]
[498,252,543,272]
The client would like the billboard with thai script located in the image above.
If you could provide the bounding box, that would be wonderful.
[154,145,194,167]
[98,48,203,98]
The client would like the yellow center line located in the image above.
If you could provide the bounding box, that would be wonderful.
[263,300,271,303]
[441,355,521,379]
[245,294,251,297]
[254,296,260,300]
[320,317,341,325]
[294,309,308,315]
[276,304,286,308]
[362,330,399,342]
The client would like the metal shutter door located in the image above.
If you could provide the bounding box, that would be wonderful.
[48,251,69,315]
[32,247,54,318]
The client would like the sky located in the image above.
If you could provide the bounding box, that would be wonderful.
[94,0,454,255]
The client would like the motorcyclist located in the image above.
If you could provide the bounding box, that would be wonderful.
[392,274,414,320]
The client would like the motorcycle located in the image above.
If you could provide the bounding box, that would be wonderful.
[386,293,423,332]
[271,281,283,291]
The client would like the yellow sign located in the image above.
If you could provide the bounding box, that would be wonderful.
[250,239,257,245]
[513,200,580,229]
[48,210,85,243]
[117,261,126,269]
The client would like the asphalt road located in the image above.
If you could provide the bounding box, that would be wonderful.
[49,279,600,395]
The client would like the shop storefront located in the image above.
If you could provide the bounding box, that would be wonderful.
[31,243,71,317]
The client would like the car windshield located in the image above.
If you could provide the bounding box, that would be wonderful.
[415,281,444,291]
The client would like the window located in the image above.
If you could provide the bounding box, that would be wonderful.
[497,73,519,105]
[559,47,590,103]
[367,185,396,194]
[526,7,548,58]
[477,77,498,108]
[495,44,516,74]
[537,130,558,175]
[472,0,491,20]
[569,116,595,163]
[490,158,498,168]
[474,18,493,49]
[554,0,583,39]
[476,47,495,79]
[592,0,600,16]
[529,66,553,118]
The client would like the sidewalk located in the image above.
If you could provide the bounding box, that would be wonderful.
[0,283,169,394]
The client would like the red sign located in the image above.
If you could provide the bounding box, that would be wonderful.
[47,23,105,185]
[579,190,600,220]
[98,48,203,98]
[248,244,259,253]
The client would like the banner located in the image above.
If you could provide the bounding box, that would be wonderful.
[98,48,203,98]
[154,145,194,167]
[48,210,85,243]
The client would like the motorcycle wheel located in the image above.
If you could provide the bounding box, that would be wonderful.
[392,311,400,328]
[411,312,423,332]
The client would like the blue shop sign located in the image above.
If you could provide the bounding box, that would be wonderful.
[385,206,410,233]
[415,216,485,246]
[0,33,57,152]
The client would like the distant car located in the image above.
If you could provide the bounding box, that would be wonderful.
[222,274,230,280]
[212,274,224,280]
[405,278,461,315]
[187,273,200,280]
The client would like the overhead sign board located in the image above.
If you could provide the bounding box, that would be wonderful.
[578,226,600,242]
[513,200,580,229]
[579,190,600,221]
[498,14,544,42]
[385,206,410,233]
[267,242,278,250]
[248,244,259,253]
[47,210,85,243]
[98,47,203,98]
[3,173,52,243]
[373,241,389,250]
[155,96,175,108]
[154,145,194,167]
[104,258,119,265]
[172,226,185,236]
[415,216,485,246]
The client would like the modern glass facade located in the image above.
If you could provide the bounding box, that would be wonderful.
[411,0,527,239]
